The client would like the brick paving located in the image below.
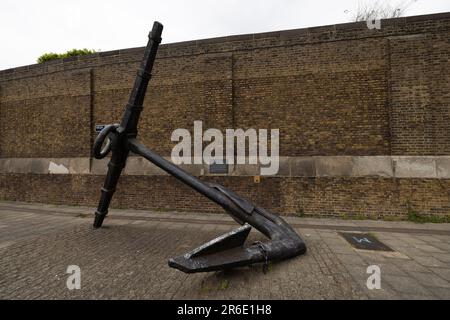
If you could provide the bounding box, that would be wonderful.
[0,201,449,299]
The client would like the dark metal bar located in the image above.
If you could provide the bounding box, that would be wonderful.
[128,138,249,225]
[92,22,163,228]
[120,22,163,137]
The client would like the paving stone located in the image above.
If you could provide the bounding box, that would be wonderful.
[337,253,369,267]
[429,242,450,252]
[0,208,365,299]
[412,272,450,289]
[356,251,389,263]
[413,256,448,268]
[413,244,445,253]
[1,201,449,300]
[414,235,446,243]
[376,263,407,276]
[364,283,401,300]
[326,244,355,254]
[394,260,432,273]
[429,268,450,282]
[382,275,436,297]
[0,241,15,249]
[429,287,450,299]
[390,245,428,258]
[318,231,340,239]
[399,293,436,300]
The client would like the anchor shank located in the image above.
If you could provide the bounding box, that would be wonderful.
[128,138,249,223]
[120,22,163,137]
[92,21,163,228]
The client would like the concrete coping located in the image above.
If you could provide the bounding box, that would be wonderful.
[0,156,449,179]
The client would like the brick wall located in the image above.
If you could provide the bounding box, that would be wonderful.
[0,69,92,157]
[0,13,449,218]
[0,174,448,218]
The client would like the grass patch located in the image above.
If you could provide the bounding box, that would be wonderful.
[294,208,305,217]
[219,279,229,290]
[406,201,450,223]
[407,211,450,223]
[341,213,405,221]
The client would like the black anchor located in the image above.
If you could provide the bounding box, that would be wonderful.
[92,21,306,273]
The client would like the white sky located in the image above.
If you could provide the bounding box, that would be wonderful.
[1,0,449,70]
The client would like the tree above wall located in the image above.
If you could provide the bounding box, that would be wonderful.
[37,48,97,63]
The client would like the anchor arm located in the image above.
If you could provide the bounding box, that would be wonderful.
[128,138,306,273]
[128,138,250,224]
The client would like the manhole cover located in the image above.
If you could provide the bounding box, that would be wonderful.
[340,232,393,251]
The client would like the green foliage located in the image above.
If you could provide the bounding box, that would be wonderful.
[37,53,60,63]
[406,201,450,223]
[406,211,450,223]
[219,279,229,290]
[63,48,96,58]
[295,208,305,217]
[37,48,96,63]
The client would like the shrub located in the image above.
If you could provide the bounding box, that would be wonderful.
[63,48,96,58]
[37,52,60,63]
[37,48,97,63]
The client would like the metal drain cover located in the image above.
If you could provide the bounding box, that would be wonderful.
[340,233,393,251]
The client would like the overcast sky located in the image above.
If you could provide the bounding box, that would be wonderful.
[1,0,449,70]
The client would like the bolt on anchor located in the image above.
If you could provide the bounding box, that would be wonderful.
[92,21,306,273]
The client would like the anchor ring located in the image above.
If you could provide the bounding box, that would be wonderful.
[93,124,119,159]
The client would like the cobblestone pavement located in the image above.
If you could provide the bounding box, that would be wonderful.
[0,201,449,299]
